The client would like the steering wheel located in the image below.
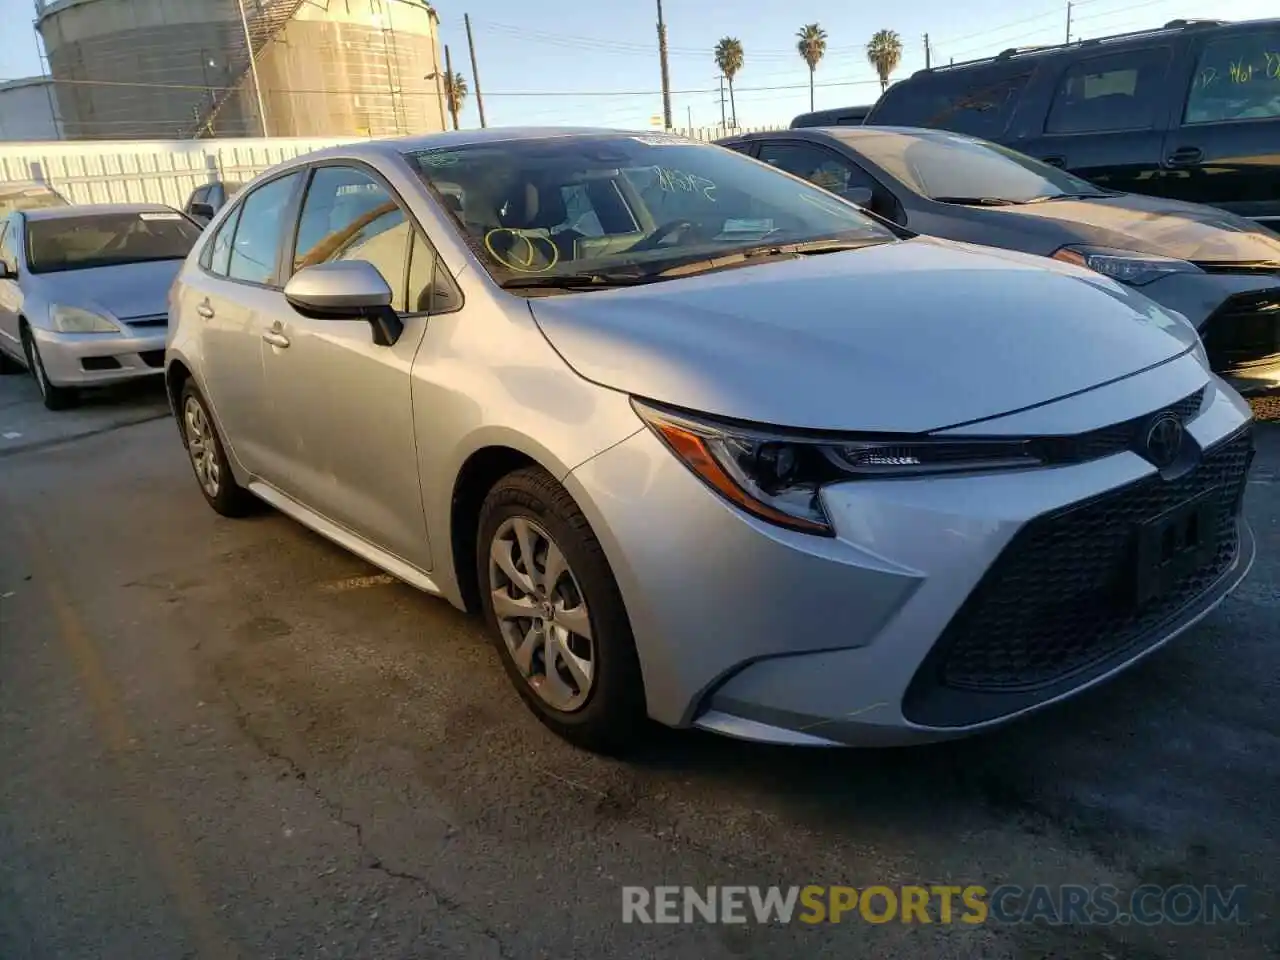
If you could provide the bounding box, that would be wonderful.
[629,218,698,252]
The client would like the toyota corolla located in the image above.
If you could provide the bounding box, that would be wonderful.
[164,128,1256,753]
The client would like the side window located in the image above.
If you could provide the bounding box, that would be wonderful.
[210,184,225,208]
[1046,48,1171,134]
[227,172,300,285]
[877,72,1031,138]
[293,166,410,312]
[557,184,604,237]
[1184,32,1280,124]
[406,231,435,313]
[204,203,243,276]
[755,142,880,196]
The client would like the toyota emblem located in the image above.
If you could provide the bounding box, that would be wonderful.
[1144,413,1184,468]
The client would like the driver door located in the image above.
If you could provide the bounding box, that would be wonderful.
[260,163,433,571]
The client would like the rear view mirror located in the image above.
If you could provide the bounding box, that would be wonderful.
[188,201,215,222]
[841,186,874,208]
[284,261,404,346]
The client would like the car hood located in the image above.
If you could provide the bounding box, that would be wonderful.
[528,238,1201,433]
[27,259,182,320]
[983,193,1280,264]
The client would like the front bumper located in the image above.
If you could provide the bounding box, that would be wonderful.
[30,325,167,386]
[1142,272,1280,395]
[565,356,1255,746]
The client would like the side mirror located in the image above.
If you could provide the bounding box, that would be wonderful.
[189,201,216,222]
[0,261,13,280]
[284,261,404,347]
[841,186,874,208]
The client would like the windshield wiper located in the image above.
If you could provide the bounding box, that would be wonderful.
[652,238,885,279]
[1024,192,1108,203]
[499,273,658,292]
[932,196,1021,207]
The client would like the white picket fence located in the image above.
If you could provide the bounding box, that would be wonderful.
[0,136,363,211]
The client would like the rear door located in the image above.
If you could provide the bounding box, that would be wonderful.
[183,169,304,478]
[1161,25,1280,227]
[1013,44,1175,195]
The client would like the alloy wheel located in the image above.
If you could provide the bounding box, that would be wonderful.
[488,516,595,712]
[183,395,221,498]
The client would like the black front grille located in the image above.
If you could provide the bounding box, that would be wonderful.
[123,314,168,328]
[1202,292,1280,373]
[140,350,165,368]
[909,428,1253,707]
[1029,388,1204,465]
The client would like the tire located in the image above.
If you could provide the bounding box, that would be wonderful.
[21,326,77,410]
[178,381,255,517]
[477,466,647,754]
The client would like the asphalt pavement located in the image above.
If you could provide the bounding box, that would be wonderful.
[0,370,1277,959]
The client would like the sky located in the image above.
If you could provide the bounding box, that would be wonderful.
[1,0,1274,132]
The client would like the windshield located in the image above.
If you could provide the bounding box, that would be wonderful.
[407,134,895,285]
[848,130,1105,203]
[26,211,200,274]
[0,186,67,217]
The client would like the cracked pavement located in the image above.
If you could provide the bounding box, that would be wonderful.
[0,373,1278,959]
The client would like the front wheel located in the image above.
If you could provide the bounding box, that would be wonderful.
[22,327,77,410]
[477,466,647,754]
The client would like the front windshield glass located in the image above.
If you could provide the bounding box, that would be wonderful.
[26,211,199,274]
[407,134,895,284]
[848,130,1104,203]
[0,186,66,217]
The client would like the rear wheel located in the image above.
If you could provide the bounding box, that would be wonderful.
[477,466,647,754]
[21,326,77,410]
[180,381,254,517]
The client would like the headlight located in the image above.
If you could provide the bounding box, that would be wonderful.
[49,304,120,334]
[632,400,1044,536]
[1051,245,1203,286]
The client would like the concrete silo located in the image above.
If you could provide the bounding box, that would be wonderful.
[36,0,448,141]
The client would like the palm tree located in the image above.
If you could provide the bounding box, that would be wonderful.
[444,70,468,128]
[796,24,827,112]
[714,37,744,129]
[866,29,904,93]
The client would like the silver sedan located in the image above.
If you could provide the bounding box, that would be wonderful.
[165,129,1256,753]
[0,203,200,410]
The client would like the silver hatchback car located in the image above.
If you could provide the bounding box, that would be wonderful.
[166,129,1256,753]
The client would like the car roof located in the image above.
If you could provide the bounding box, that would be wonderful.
[22,202,179,221]
[287,127,697,166]
[727,126,963,146]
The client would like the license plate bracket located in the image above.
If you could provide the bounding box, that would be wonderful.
[1133,488,1220,607]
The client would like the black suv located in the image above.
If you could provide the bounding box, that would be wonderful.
[859,19,1280,231]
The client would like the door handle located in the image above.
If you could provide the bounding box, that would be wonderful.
[1040,155,1066,168]
[196,300,215,319]
[1166,146,1203,166]
[262,330,290,348]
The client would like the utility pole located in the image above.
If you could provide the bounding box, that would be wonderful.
[924,33,931,70]
[687,104,692,131]
[236,0,269,137]
[444,43,459,130]
[464,13,486,128]
[656,0,673,130]
[1066,1,1072,43]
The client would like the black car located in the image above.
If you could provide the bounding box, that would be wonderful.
[845,18,1280,232]
[183,180,242,226]
[718,125,1280,394]
[790,105,873,128]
